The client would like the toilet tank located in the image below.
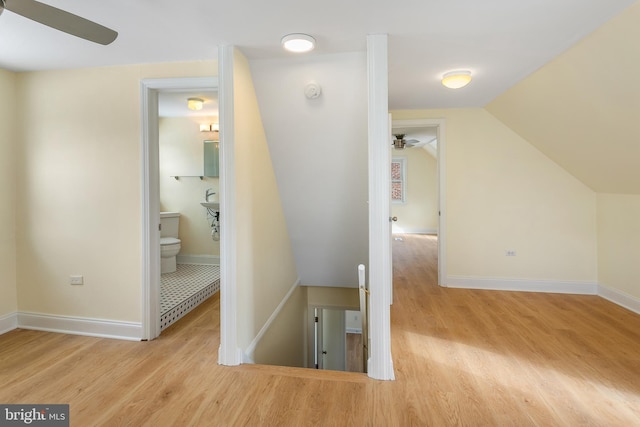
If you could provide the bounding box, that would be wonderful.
[160,212,180,238]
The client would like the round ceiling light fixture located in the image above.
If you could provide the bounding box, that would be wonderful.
[281,33,316,53]
[187,97,204,111]
[441,70,472,89]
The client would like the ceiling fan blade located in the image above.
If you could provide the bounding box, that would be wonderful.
[407,137,437,148]
[4,0,117,45]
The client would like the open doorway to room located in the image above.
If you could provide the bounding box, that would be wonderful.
[156,90,221,332]
[140,77,219,341]
[390,119,445,287]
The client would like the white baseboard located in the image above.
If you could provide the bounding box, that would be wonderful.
[445,276,598,295]
[242,353,255,364]
[244,277,301,361]
[598,284,640,315]
[392,227,438,235]
[17,312,142,341]
[0,312,17,335]
[177,254,219,265]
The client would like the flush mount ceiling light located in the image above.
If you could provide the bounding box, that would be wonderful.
[281,33,316,53]
[441,70,472,89]
[187,97,204,111]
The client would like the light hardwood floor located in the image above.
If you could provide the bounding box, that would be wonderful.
[1,234,640,425]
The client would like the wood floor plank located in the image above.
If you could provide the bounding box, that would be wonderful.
[1,234,640,425]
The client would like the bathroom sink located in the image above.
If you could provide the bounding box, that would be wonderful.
[200,201,220,209]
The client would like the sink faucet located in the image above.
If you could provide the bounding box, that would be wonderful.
[205,188,216,202]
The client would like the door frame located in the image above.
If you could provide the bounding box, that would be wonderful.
[140,76,219,340]
[390,118,447,286]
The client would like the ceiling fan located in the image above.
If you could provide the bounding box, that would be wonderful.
[0,0,118,45]
[392,134,421,149]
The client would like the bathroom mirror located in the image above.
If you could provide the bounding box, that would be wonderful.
[204,140,219,177]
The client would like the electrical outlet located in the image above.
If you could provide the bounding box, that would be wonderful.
[505,250,516,257]
[70,275,84,285]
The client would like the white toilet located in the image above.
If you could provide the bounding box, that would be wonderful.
[160,212,181,274]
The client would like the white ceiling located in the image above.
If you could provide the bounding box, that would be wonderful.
[158,91,218,118]
[0,0,636,109]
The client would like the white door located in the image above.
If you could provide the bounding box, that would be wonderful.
[321,309,346,371]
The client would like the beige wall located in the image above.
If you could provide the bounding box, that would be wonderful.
[485,2,640,194]
[392,108,598,284]
[0,69,18,318]
[159,117,219,257]
[15,61,216,322]
[597,194,640,300]
[391,148,438,234]
[252,286,307,367]
[232,49,299,351]
[306,286,360,308]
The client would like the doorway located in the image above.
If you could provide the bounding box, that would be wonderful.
[390,119,446,286]
[313,307,364,373]
[156,89,221,331]
[140,76,219,340]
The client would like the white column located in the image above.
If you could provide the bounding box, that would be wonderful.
[367,34,395,380]
[218,45,243,365]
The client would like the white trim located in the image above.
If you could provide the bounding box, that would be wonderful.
[17,312,142,341]
[176,254,220,265]
[217,45,243,366]
[367,34,395,381]
[346,328,363,334]
[446,276,598,294]
[391,118,446,286]
[244,278,301,362]
[140,76,219,341]
[0,312,17,335]
[140,81,160,341]
[598,284,640,315]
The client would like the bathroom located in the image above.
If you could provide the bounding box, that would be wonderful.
[157,90,221,330]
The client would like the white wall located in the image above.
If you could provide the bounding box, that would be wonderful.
[250,52,369,288]
[15,61,216,322]
[391,148,438,234]
[232,49,299,352]
[0,69,18,320]
[159,117,219,258]
[597,194,640,300]
[393,108,598,289]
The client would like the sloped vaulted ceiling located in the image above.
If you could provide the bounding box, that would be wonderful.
[486,2,640,194]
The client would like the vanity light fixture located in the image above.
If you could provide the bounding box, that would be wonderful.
[441,70,472,89]
[281,33,316,53]
[200,123,219,132]
[187,97,204,111]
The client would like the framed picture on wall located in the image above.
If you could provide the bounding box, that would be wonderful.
[391,158,406,203]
